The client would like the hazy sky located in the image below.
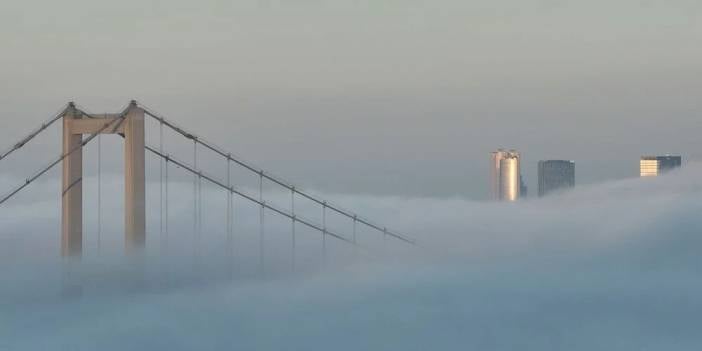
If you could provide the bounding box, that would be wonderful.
[1,0,701,199]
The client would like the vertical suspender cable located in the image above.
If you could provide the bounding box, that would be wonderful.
[97,133,102,255]
[322,201,327,263]
[352,215,357,244]
[141,109,416,247]
[353,215,358,256]
[226,155,233,277]
[164,155,169,250]
[259,171,264,275]
[291,187,296,272]
[193,140,198,259]
[159,119,164,249]
[226,157,231,238]
[198,164,202,250]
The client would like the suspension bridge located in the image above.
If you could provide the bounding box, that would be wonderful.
[0,100,414,272]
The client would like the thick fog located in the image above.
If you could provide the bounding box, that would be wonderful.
[1,163,701,350]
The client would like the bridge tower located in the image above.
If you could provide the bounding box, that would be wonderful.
[62,101,145,256]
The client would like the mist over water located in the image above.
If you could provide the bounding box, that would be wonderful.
[1,164,702,350]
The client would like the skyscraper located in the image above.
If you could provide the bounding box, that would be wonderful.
[490,149,509,200]
[538,160,575,197]
[491,149,521,201]
[657,155,682,172]
[640,155,682,177]
[640,157,659,177]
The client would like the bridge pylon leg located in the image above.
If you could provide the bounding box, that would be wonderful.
[124,102,146,252]
[60,100,146,257]
[61,103,83,257]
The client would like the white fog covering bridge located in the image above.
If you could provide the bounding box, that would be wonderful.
[0,101,414,267]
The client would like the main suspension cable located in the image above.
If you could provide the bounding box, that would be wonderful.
[140,107,415,245]
[0,116,125,206]
[0,105,68,163]
[144,145,358,247]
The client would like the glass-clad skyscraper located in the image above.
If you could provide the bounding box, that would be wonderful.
[657,155,682,172]
[538,160,575,197]
[640,155,682,177]
[491,149,522,201]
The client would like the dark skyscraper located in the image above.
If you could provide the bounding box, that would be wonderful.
[538,160,575,197]
[656,155,682,172]
[640,155,682,177]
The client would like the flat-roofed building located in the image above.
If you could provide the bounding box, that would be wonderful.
[640,155,681,177]
[640,157,659,177]
[490,149,525,202]
[657,155,682,172]
[490,149,510,200]
[538,160,575,197]
[499,154,521,201]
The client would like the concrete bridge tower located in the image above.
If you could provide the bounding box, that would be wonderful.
[62,100,145,256]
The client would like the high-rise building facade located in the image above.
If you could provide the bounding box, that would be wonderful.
[657,155,682,172]
[640,155,681,177]
[490,149,521,201]
[490,149,509,200]
[538,160,575,197]
[640,157,659,177]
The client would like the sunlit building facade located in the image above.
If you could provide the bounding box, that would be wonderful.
[640,155,682,177]
[491,149,521,201]
[490,149,509,200]
[640,157,659,177]
[538,160,575,197]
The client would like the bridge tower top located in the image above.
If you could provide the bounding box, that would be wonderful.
[61,101,145,257]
